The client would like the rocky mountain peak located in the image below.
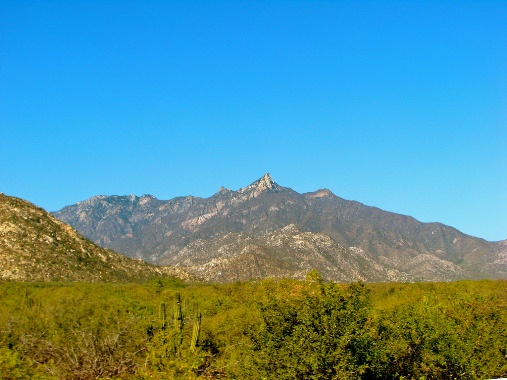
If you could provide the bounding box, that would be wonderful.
[237,173,284,197]
[306,188,333,199]
[257,172,275,188]
[139,194,157,205]
[77,195,107,206]
[216,186,232,195]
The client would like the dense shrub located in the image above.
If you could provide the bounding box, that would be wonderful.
[246,282,372,379]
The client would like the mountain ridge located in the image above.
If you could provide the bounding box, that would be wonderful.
[53,174,506,282]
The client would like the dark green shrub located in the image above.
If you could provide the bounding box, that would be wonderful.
[247,282,372,379]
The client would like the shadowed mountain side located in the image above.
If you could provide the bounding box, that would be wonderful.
[300,190,501,278]
[0,194,192,282]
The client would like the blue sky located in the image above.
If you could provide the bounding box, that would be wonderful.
[1,1,506,241]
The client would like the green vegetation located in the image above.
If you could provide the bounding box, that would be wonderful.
[0,278,506,379]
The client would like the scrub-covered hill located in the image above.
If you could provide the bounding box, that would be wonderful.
[0,193,190,282]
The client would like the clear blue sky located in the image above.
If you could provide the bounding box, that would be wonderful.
[1,1,506,241]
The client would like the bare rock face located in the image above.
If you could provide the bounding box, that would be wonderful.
[54,174,506,283]
[0,193,191,282]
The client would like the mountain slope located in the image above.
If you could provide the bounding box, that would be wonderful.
[54,174,506,282]
[0,193,189,282]
[164,225,413,283]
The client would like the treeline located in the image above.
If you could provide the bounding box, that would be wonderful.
[1,276,506,379]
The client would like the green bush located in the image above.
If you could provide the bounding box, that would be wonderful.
[246,282,372,379]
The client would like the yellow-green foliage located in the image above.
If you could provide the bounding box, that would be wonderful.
[0,279,506,379]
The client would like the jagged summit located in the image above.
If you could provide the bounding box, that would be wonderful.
[215,186,232,196]
[75,194,158,208]
[140,194,157,200]
[257,172,275,187]
[237,173,285,197]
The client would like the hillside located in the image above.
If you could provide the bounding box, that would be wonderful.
[54,174,507,282]
[0,193,190,282]
[164,224,467,283]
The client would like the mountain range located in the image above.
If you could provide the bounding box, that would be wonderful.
[53,174,507,282]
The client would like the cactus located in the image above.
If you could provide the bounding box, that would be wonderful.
[160,302,167,330]
[24,288,34,309]
[24,288,29,308]
[190,311,202,353]
[174,293,184,345]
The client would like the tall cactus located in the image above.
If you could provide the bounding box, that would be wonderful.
[24,288,29,308]
[160,302,167,331]
[24,288,34,309]
[174,293,184,345]
[190,311,202,353]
